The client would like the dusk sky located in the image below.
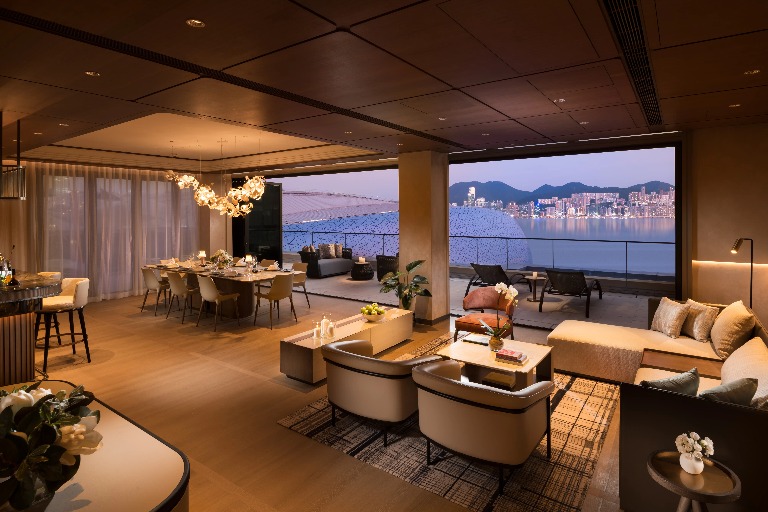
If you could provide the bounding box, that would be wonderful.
[270,146,676,201]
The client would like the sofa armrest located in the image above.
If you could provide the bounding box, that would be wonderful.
[640,349,722,379]
[620,383,768,512]
[342,247,352,260]
[298,251,320,278]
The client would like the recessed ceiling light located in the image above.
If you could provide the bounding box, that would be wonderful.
[579,121,590,125]
[729,104,741,108]
[554,98,566,103]
[84,71,100,77]
[344,131,352,134]
[396,143,404,146]
[186,19,206,28]
[438,117,447,121]
[481,133,490,136]
[58,123,69,127]
[744,69,760,75]
[33,132,43,135]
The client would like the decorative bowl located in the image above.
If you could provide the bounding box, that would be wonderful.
[363,313,385,322]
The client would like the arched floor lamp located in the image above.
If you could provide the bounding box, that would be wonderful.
[731,237,753,308]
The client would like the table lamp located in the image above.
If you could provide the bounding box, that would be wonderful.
[730,237,753,308]
[198,250,206,265]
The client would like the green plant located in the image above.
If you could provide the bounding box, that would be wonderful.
[379,259,432,310]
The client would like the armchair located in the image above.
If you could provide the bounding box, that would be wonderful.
[321,339,442,445]
[412,360,554,494]
[453,286,515,342]
[539,269,602,318]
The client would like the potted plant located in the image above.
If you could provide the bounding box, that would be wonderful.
[379,259,432,310]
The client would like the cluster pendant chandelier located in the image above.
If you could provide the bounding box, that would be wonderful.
[165,171,265,217]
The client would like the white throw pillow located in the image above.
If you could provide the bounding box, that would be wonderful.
[682,299,720,342]
[710,300,755,359]
[651,297,690,338]
[721,337,768,408]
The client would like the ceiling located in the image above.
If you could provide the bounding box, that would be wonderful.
[1,0,767,175]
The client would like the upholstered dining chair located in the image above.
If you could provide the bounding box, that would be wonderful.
[453,286,515,342]
[412,359,554,495]
[321,339,442,446]
[141,267,170,315]
[254,273,296,328]
[165,271,199,324]
[291,262,310,307]
[34,277,91,374]
[259,259,276,268]
[196,275,240,332]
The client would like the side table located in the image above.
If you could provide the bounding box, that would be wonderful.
[526,275,546,302]
[351,261,374,280]
[646,450,740,512]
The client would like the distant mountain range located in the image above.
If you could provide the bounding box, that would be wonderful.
[448,180,674,205]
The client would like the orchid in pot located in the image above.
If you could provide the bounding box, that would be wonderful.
[479,282,519,352]
[0,382,102,510]
[379,259,432,311]
[675,431,714,475]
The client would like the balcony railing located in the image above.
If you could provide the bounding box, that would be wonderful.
[283,230,675,282]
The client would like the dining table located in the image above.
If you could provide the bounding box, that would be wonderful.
[144,264,305,319]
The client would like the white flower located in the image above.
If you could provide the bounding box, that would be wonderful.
[0,390,35,416]
[55,416,103,465]
[494,283,508,294]
[675,431,714,459]
[28,387,53,403]
[690,432,700,441]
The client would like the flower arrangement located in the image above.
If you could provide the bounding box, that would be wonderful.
[210,249,233,267]
[480,282,519,338]
[675,431,714,461]
[0,382,102,510]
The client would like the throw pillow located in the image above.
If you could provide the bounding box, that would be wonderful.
[698,378,758,406]
[721,337,768,408]
[682,299,720,342]
[334,243,343,258]
[317,244,335,259]
[308,245,315,253]
[640,367,699,396]
[650,297,690,338]
[710,300,755,359]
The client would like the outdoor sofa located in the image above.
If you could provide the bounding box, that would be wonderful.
[298,244,353,278]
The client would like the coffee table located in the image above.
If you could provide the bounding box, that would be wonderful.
[280,307,413,384]
[437,334,552,390]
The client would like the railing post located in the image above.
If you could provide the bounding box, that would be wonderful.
[382,235,385,256]
[625,241,629,284]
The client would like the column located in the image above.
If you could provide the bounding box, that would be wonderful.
[398,151,450,324]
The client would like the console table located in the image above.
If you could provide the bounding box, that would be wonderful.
[280,308,413,384]
[0,272,60,385]
[1,380,190,511]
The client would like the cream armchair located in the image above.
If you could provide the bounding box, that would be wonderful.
[321,339,442,446]
[412,359,554,494]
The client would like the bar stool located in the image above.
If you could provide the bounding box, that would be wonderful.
[34,278,91,374]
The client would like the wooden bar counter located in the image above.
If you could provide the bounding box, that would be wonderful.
[0,272,60,385]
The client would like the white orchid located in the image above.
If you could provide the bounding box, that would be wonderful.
[676,432,714,461]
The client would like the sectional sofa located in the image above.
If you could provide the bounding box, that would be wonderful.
[547,298,768,511]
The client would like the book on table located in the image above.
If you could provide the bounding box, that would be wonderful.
[495,348,528,365]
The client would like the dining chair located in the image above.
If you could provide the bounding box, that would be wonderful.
[35,278,91,374]
[165,271,199,324]
[196,275,240,332]
[254,273,296,329]
[141,267,170,315]
[259,259,276,268]
[291,262,310,307]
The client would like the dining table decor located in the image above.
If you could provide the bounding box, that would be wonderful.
[0,382,103,511]
[210,249,233,269]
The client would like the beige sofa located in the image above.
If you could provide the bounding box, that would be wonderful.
[546,298,767,383]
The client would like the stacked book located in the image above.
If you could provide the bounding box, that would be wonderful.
[495,348,528,365]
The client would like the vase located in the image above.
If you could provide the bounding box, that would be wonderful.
[0,477,54,512]
[489,336,504,352]
[679,453,704,475]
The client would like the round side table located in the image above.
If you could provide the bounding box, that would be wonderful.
[351,262,374,281]
[646,450,741,512]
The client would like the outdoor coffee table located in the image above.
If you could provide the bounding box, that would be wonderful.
[437,334,552,390]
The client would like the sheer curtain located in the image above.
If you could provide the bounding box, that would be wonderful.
[29,162,199,301]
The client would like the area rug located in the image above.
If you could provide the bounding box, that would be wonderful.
[278,335,619,512]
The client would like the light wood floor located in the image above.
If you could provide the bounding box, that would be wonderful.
[38,293,621,511]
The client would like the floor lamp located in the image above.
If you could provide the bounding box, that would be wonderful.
[731,237,754,308]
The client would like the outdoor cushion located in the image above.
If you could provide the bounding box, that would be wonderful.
[682,299,719,342]
[318,243,335,259]
[710,300,755,359]
[650,297,690,338]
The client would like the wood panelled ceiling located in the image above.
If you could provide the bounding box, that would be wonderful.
[1,0,767,174]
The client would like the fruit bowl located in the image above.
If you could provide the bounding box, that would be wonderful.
[363,313,385,323]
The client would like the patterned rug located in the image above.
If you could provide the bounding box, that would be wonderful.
[278,335,619,512]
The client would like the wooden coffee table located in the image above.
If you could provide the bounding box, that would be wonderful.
[437,334,552,390]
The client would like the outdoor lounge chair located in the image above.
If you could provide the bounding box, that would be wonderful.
[538,269,602,318]
[464,263,529,296]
